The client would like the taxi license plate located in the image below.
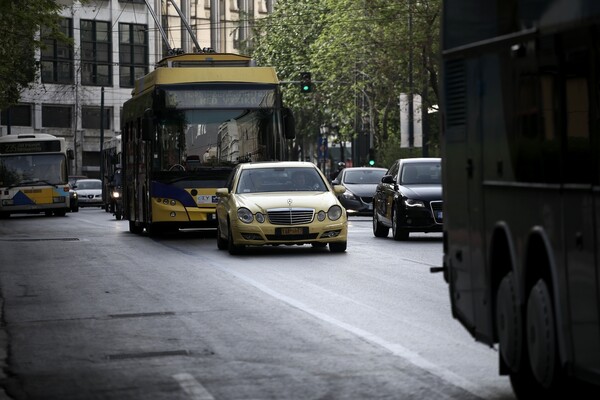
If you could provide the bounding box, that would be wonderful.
[278,227,306,235]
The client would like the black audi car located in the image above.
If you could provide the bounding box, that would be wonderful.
[372,158,442,240]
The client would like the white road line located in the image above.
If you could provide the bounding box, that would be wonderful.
[173,373,215,400]
[219,266,496,400]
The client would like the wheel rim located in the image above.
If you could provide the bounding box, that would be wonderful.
[496,272,523,371]
[526,279,557,388]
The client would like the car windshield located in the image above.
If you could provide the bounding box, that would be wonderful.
[343,169,386,184]
[76,180,102,190]
[236,167,327,193]
[400,162,442,185]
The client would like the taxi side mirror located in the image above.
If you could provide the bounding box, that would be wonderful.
[215,188,230,197]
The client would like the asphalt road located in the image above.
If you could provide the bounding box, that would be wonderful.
[0,209,515,400]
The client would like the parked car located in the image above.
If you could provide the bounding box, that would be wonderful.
[332,167,387,215]
[67,175,87,212]
[216,161,348,254]
[72,178,103,208]
[372,158,442,240]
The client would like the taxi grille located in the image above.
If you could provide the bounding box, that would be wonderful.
[267,208,314,225]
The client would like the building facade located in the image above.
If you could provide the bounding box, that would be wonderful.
[0,0,274,178]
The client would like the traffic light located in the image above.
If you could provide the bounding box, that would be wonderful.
[300,72,312,93]
[368,148,376,166]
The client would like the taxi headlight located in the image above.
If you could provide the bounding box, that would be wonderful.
[255,212,265,223]
[327,205,343,221]
[317,210,326,221]
[237,207,254,224]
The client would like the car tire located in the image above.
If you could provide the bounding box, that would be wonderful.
[227,222,244,255]
[392,206,409,241]
[71,205,79,212]
[329,241,347,253]
[372,210,389,238]
[217,222,228,250]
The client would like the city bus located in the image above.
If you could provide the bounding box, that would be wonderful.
[122,51,295,235]
[436,0,600,398]
[0,133,73,218]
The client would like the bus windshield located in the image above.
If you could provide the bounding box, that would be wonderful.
[0,154,67,186]
[155,108,277,172]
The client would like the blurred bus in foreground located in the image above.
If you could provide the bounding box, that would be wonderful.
[437,1,600,397]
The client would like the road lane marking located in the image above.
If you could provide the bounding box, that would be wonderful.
[219,266,497,400]
[173,373,215,400]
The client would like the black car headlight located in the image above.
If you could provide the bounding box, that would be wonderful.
[341,191,358,201]
[404,199,425,208]
[237,207,254,224]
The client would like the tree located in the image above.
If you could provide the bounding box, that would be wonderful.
[0,0,68,110]
[250,0,441,167]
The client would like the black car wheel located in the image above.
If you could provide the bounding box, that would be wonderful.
[392,205,409,241]
[372,208,389,238]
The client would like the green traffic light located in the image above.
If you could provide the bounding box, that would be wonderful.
[369,160,375,166]
[302,85,310,91]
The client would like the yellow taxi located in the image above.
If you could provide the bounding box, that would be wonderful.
[216,161,348,254]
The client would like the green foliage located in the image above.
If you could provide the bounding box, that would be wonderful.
[0,0,69,109]
[250,0,441,160]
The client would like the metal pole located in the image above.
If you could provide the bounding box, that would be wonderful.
[143,0,171,51]
[167,0,201,51]
[99,87,105,181]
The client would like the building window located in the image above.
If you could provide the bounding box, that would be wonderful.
[1,104,32,127]
[82,107,111,129]
[81,20,112,86]
[41,18,74,84]
[42,105,72,128]
[119,23,148,88]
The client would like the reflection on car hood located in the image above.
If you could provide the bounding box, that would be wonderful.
[235,192,340,211]
[400,184,442,200]
[344,183,378,197]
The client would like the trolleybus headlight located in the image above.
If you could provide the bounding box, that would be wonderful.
[317,210,326,221]
[327,205,343,221]
[404,199,425,208]
[111,191,120,198]
[170,199,176,206]
[237,207,254,224]
[163,199,169,205]
[255,212,265,223]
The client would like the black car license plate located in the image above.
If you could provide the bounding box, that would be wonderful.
[277,227,307,235]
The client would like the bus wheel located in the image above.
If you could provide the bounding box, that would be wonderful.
[45,211,53,217]
[115,212,122,220]
[54,210,66,217]
[129,221,143,234]
[0,212,9,219]
[216,223,228,250]
[496,272,523,372]
[525,279,562,390]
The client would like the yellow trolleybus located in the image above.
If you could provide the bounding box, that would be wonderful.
[122,51,295,235]
[0,133,73,218]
